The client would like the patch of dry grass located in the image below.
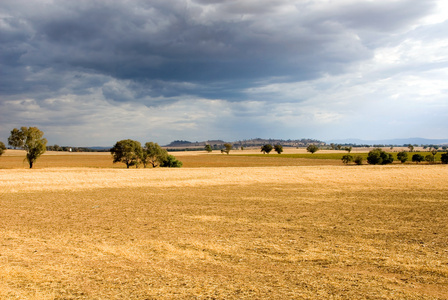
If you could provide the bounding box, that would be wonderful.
[1,165,448,299]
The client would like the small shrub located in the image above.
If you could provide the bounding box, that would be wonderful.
[341,154,353,165]
[354,156,363,165]
[160,155,182,167]
[306,144,319,154]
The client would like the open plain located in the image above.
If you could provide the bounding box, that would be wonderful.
[0,151,447,299]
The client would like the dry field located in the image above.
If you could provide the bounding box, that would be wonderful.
[0,150,343,169]
[0,154,448,299]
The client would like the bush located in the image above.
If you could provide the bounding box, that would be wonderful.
[441,153,448,164]
[425,154,434,163]
[160,155,182,168]
[306,144,319,154]
[367,148,394,165]
[412,154,424,164]
[397,151,408,163]
[274,144,283,154]
[261,144,273,154]
[341,154,353,165]
[354,156,363,165]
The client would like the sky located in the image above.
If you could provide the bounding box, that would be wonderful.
[1,0,447,146]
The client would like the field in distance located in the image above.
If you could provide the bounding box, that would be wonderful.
[1,156,447,298]
[0,147,441,169]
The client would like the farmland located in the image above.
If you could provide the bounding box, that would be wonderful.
[0,150,447,299]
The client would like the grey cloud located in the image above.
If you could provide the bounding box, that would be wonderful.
[0,0,434,102]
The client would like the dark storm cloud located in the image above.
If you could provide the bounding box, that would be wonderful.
[0,0,438,103]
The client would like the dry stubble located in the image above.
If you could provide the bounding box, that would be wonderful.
[0,165,447,299]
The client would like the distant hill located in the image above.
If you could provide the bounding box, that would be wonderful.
[165,138,325,148]
[326,138,448,146]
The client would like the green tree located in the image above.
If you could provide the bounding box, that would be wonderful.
[110,139,143,168]
[441,153,448,164]
[0,141,6,156]
[160,155,183,168]
[354,155,363,165]
[274,144,283,154]
[345,146,352,153]
[341,154,353,165]
[204,144,212,153]
[222,143,232,154]
[8,128,25,149]
[306,144,319,154]
[367,148,394,165]
[261,144,273,154]
[397,151,408,163]
[408,144,414,152]
[8,127,47,168]
[142,142,167,168]
[412,154,424,164]
[425,154,434,163]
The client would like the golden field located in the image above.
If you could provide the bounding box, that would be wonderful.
[0,151,448,299]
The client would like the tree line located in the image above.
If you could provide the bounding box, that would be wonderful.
[0,127,182,169]
[110,139,182,168]
[341,148,448,165]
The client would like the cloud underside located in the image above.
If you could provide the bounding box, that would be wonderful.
[1,0,447,144]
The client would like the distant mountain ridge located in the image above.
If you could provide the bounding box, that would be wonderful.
[326,138,448,145]
[165,138,324,148]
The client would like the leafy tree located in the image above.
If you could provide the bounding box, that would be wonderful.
[204,144,212,153]
[306,144,319,154]
[397,151,408,163]
[8,128,25,149]
[110,139,143,168]
[142,142,167,168]
[425,154,434,163]
[354,155,363,165]
[222,143,232,154]
[330,143,335,150]
[412,154,424,164]
[261,144,273,154]
[160,155,183,168]
[442,146,447,150]
[441,152,448,164]
[408,144,414,152]
[341,154,353,165]
[367,148,394,165]
[274,144,283,154]
[345,146,352,153]
[0,141,6,156]
[241,146,244,151]
[8,127,47,168]
[336,145,342,150]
